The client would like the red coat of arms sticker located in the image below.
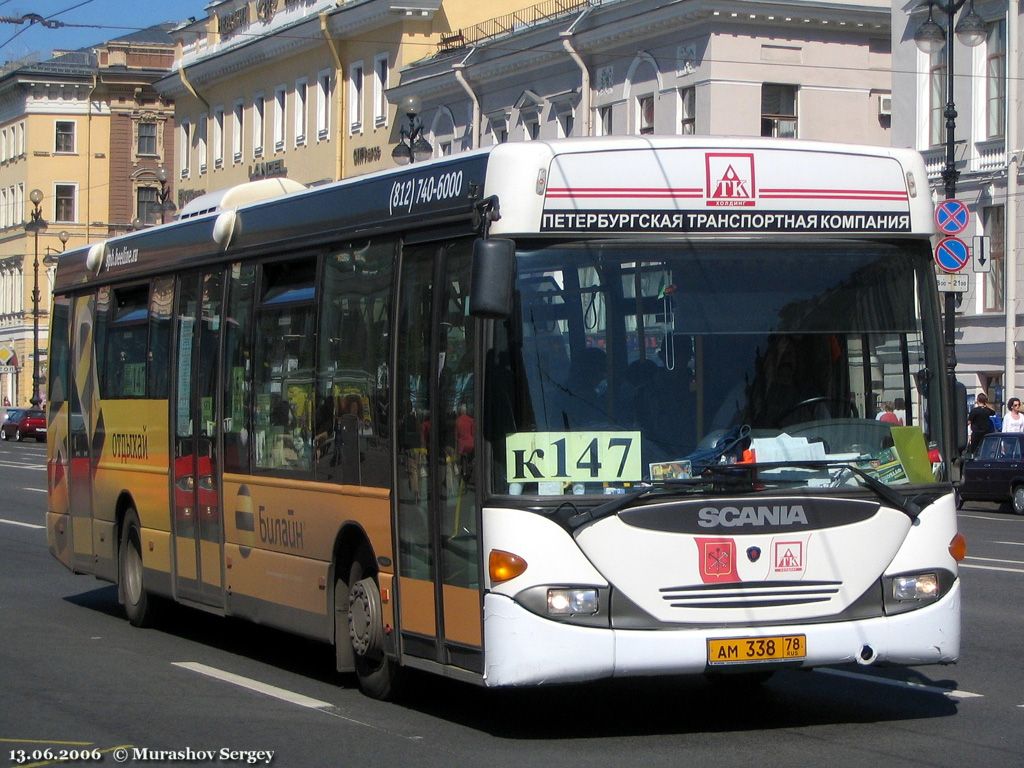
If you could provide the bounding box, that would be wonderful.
[696,537,739,583]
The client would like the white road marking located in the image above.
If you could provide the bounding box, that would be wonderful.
[966,555,1024,565]
[172,662,421,740]
[816,668,983,699]
[21,487,46,493]
[173,662,334,709]
[993,541,1024,546]
[960,563,1024,574]
[0,518,44,529]
[960,513,1022,522]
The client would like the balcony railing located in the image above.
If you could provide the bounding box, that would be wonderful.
[438,0,599,53]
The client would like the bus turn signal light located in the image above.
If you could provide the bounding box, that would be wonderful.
[489,549,527,584]
[948,532,967,562]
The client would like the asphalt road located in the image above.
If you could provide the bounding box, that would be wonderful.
[2,439,1022,768]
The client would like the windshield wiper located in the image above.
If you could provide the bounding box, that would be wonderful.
[565,483,692,532]
[748,460,922,520]
[564,460,921,531]
[564,472,800,530]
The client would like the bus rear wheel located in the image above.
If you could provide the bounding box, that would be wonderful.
[344,555,400,700]
[119,508,154,627]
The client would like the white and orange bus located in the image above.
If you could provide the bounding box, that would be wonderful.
[47,137,965,699]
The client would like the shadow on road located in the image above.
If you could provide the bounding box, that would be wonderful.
[64,583,960,738]
[393,666,960,739]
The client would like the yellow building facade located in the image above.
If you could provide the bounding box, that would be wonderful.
[158,0,522,203]
[0,31,174,409]
[0,53,111,408]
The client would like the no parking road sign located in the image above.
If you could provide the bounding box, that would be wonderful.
[934,236,971,273]
[935,199,970,235]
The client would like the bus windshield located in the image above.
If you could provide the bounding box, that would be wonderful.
[485,240,945,496]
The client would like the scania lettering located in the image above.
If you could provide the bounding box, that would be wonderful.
[46,137,963,702]
[697,505,809,528]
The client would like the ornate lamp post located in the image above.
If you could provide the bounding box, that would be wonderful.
[913,0,986,454]
[156,165,175,224]
[24,188,48,407]
[390,95,433,166]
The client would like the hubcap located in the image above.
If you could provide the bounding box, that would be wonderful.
[348,578,383,659]
[124,538,142,603]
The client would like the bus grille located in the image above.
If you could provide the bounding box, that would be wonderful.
[659,580,842,609]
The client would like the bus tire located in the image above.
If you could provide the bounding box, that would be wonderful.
[345,554,400,700]
[119,508,154,627]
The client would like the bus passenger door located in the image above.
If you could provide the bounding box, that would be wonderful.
[68,294,96,573]
[171,271,225,608]
[394,240,482,672]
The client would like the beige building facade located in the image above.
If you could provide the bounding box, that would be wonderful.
[389,0,892,156]
[158,0,519,205]
[0,29,174,408]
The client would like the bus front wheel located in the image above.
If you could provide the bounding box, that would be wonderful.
[119,508,154,627]
[345,555,400,700]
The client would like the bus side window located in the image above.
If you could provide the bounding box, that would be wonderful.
[315,238,395,487]
[223,263,256,474]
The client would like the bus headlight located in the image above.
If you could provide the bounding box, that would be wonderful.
[512,585,609,626]
[882,569,954,615]
[892,573,938,601]
[547,588,599,616]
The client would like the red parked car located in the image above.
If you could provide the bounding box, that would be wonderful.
[0,408,46,442]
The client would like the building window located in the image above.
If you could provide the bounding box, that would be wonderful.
[294,78,307,146]
[680,87,695,135]
[489,118,508,145]
[522,113,539,140]
[213,108,225,168]
[180,121,191,177]
[274,86,286,151]
[761,84,797,138]
[54,184,76,223]
[987,20,1006,139]
[16,122,24,156]
[232,102,243,163]
[374,54,388,127]
[137,121,158,156]
[317,70,331,141]
[637,94,654,135]
[983,205,1005,312]
[349,61,364,133]
[557,109,574,138]
[55,120,75,153]
[137,187,160,226]
[598,105,613,136]
[197,113,208,173]
[253,95,265,158]
[929,50,945,147]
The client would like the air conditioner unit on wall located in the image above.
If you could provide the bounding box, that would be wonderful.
[878,94,893,117]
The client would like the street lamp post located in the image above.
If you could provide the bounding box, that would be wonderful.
[24,188,48,408]
[390,95,433,166]
[914,0,986,457]
[156,165,174,224]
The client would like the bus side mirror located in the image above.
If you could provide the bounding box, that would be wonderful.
[470,238,515,319]
[955,381,968,452]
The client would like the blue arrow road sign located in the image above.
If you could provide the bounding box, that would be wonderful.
[934,236,970,273]
[935,199,970,235]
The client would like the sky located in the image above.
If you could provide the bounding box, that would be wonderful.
[0,0,209,63]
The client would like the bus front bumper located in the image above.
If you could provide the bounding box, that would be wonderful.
[481,580,961,687]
